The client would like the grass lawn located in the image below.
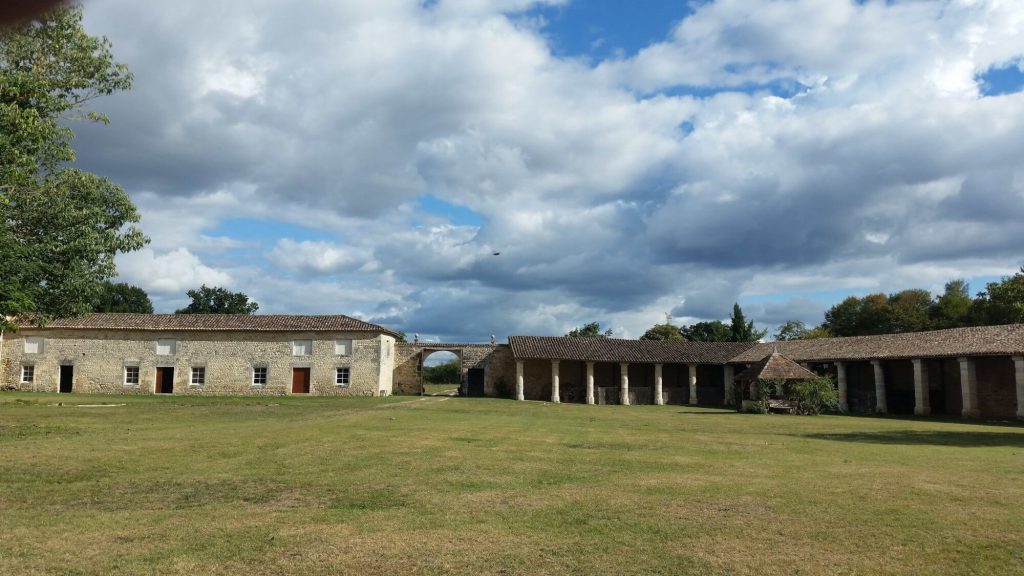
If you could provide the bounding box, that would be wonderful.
[423,383,460,396]
[1,393,1023,575]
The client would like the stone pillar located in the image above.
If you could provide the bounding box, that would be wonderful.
[550,360,560,404]
[959,357,979,418]
[835,361,848,412]
[515,360,525,401]
[654,363,664,405]
[688,364,698,406]
[871,360,887,414]
[723,364,735,405]
[912,359,931,416]
[620,362,630,406]
[1015,356,1024,421]
[586,361,595,405]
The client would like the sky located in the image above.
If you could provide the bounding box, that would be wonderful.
[71,0,1024,343]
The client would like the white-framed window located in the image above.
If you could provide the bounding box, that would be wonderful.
[334,339,353,356]
[190,367,206,386]
[155,339,177,355]
[23,337,45,354]
[124,366,140,386]
[252,366,268,386]
[292,340,313,356]
[21,365,35,384]
[335,367,350,387]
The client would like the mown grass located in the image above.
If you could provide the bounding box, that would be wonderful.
[1,392,1023,575]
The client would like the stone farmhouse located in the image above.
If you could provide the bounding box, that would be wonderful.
[2,314,1023,421]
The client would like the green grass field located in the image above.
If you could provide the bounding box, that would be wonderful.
[1,393,1023,575]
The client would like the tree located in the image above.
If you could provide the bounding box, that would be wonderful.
[930,279,972,329]
[640,323,684,341]
[823,296,863,337]
[972,267,1024,325]
[774,320,808,341]
[679,320,732,342]
[93,281,153,313]
[729,303,767,342]
[0,5,145,331]
[176,285,259,315]
[888,289,933,333]
[566,321,612,338]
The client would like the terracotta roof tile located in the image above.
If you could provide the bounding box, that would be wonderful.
[42,313,399,337]
[731,324,1024,363]
[734,351,819,382]
[508,336,756,364]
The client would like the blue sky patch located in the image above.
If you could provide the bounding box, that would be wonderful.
[208,218,337,246]
[977,61,1024,96]
[416,194,484,227]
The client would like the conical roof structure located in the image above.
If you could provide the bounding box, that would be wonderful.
[734,349,819,383]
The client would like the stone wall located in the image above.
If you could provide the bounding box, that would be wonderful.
[392,343,515,397]
[1,329,392,397]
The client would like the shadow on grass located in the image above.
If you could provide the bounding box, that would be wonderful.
[799,430,1024,447]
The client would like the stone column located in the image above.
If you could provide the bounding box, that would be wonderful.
[835,361,848,412]
[620,362,630,406]
[723,364,735,405]
[654,363,664,405]
[516,358,524,399]
[586,361,595,405]
[550,360,560,403]
[1014,356,1024,421]
[688,364,698,406]
[959,357,979,418]
[912,359,931,416]
[871,360,887,414]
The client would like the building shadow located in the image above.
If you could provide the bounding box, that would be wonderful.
[797,430,1024,448]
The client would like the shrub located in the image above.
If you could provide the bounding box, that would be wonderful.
[787,377,839,415]
[750,379,782,414]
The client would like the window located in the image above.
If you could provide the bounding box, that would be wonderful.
[292,340,312,356]
[190,367,205,386]
[24,337,45,354]
[124,366,140,386]
[334,339,353,356]
[156,339,177,355]
[335,367,350,387]
[21,365,34,384]
[252,367,268,386]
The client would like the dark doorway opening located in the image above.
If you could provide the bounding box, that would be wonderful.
[59,365,73,393]
[155,367,175,394]
[292,367,311,394]
[467,368,485,397]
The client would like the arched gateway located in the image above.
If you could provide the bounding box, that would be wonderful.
[392,343,514,397]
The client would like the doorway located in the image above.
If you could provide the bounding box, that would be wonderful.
[59,365,74,393]
[292,367,311,394]
[155,367,175,394]
[467,368,485,397]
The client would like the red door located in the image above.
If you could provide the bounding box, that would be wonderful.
[292,368,311,394]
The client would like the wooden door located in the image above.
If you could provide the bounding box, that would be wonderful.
[156,367,174,394]
[292,368,311,394]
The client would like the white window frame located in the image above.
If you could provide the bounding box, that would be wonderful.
[334,339,354,356]
[335,367,350,387]
[23,337,45,355]
[252,366,268,387]
[190,366,206,387]
[21,365,35,384]
[292,340,313,356]
[155,339,177,356]
[124,365,140,386]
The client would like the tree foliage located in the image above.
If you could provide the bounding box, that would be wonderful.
[93,281,153,313]
[0,5,145,330]
[640,323,684,341]
[176,285,259,315]
[423,360,460,385]
[679,320,732,342]
[566,321,612,338]
[729,303,767,342]
[972,268,1024,325]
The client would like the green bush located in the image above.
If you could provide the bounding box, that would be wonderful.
[787,377,839,415]
[750,379,782,414]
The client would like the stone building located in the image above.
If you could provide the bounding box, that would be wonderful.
[0,314,399,397]
[3,313,1023,421]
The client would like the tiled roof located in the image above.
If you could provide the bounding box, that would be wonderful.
[734,351,819,382]
[41,313,400,337]
[508,336,756,364]
[731,324,1024,363]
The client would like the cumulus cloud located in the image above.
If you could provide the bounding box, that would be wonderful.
[72,0,1024,340]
